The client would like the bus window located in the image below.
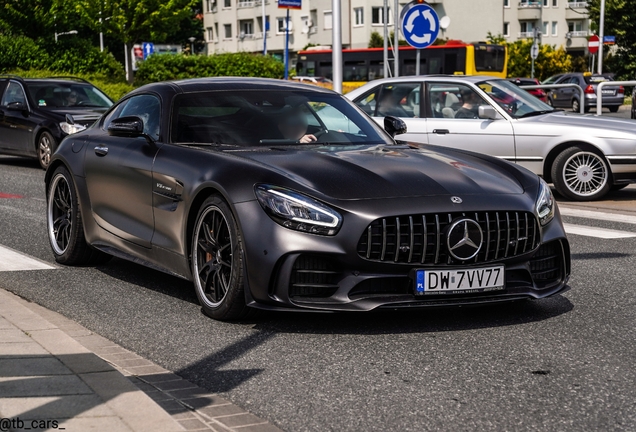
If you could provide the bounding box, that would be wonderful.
[344,61,368,81]
[369,61,385,80]
[320,62,333,80]
[474,44,505,72]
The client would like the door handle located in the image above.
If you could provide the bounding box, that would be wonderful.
[94,145,108,156]
[433,129,450,135]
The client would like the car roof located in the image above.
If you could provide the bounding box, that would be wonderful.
[132,77,336,95]
[350,75,498,86]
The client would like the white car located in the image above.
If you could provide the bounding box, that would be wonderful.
[346,76,636,201]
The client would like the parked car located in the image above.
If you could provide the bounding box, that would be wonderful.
[547,72,624,113]
[0,75,113,169]
[507,77,548,103]
[346,75,636,201]
[542,74,565,85]
[45,77,570,320]
[292,76,333,84]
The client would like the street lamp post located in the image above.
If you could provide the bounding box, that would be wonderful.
[55,30,78,43]
[188,36,196,54]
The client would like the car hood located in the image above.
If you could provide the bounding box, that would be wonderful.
[43,108,108,126]
[231,144,527,200]
[527,111,636,136]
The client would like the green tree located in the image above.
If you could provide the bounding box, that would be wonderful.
[76,0,197,82]
[587,0,636,79]
[369,32,383,48]
[507,39,572,80]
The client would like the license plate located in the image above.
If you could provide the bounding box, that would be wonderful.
[415,265,504,295]
[602,89,615,95]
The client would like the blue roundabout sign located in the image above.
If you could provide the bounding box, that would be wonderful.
[400,2,440,49]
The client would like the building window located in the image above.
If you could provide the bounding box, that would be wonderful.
[324,10,333,29]
[354,7,364,26]
[568,21,583,32]
[503,22,510,37]
[214,23,219,41]
[206,0,214,12]
[551,21,557,36]
[224,24,232,39]
[207,27,213,41]
[543,0,548,6]
[224,0,231,8]
[542,21,549,36]
[552,0,558,6]
[277,17,287,33]
[504,0,509,7]
[372,7,390,25]
[520,21,535,34]
[240,20,253,37]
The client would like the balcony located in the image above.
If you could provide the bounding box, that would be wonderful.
[237,1,254,8]
[566,30,588,37]
[518,31,535,38]
[567,1,587,7]
[517,2,541,20]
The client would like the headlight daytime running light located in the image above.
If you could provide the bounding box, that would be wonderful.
[536,178,555,226]
[255,185,342,236]
[60,122,86,135]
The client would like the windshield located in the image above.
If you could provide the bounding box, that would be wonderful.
[28,82,113,109]
[477,79,553,118]
[171,90,393,146]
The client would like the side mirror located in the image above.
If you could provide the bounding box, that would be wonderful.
[478,105,499,120]
[7,101,26,112]
[107,116,145,138]
[384,115,407,138]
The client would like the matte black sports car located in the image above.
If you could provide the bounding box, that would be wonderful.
[45,78,571,320]
[0,76,113,169]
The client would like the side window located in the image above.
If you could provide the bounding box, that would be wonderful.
[375,83,421,118]
[353,88,379,116]
[427,83,487,120]
[1,82,27,107]
[106,94,161,140]
[102,99,130,130]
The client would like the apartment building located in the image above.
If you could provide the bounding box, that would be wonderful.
[201,0,589,59]
[504,0,590,55]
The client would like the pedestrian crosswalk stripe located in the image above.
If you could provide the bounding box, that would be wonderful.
[563,223,636,239]
[0,245,55,271]
[559,207,636,225]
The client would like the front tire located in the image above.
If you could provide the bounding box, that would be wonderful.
[47,166,110,265]
[191,195,249,320]
[38,131,57,170]
[551,146,611,201]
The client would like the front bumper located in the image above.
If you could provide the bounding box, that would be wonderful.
[234,197,571,312]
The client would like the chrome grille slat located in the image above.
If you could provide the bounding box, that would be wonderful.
[408,216,414,263]
[394,217,400,262]
[434,214,441,264]
[357,211,539,266]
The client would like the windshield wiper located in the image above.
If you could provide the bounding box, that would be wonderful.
[518,109,555,118]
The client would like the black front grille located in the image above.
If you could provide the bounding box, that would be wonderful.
[289,255,340,298]
[357,211,540,265]
[530,240,563,288]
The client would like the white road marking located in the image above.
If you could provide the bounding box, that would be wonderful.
[0,245,55,271]
[559,207,636,225]
[563,223,636,239]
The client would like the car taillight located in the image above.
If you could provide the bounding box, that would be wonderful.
[619,85,625,94]
[584,85,595,94]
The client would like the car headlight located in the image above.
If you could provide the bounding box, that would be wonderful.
[255,185,342,236]
[59,122,86,135]
[536,178,555,226]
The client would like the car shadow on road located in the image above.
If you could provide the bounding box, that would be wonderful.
[246,294,574,336]
[0,156,41,169]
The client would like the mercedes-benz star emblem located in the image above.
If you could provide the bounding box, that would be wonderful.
[447,219,483,261]
[450,196,462,204]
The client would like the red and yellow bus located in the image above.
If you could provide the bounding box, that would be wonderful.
[296,41,507,91]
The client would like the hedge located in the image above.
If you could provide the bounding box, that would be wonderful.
[134,52,285,85]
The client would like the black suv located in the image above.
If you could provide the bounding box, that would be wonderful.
[0,76,113,168]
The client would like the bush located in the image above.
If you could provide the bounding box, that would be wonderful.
[135,52,285,85]
[0,35,48,70]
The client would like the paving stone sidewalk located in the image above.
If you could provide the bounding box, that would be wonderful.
[0,288,282,432]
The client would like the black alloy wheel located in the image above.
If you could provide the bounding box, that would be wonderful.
[47,166,110,265]
[38,131,56,170]
[192,195,248,320]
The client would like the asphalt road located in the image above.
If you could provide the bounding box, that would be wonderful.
[1,155,636,431]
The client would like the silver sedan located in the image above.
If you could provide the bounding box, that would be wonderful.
[346,76,636,201]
